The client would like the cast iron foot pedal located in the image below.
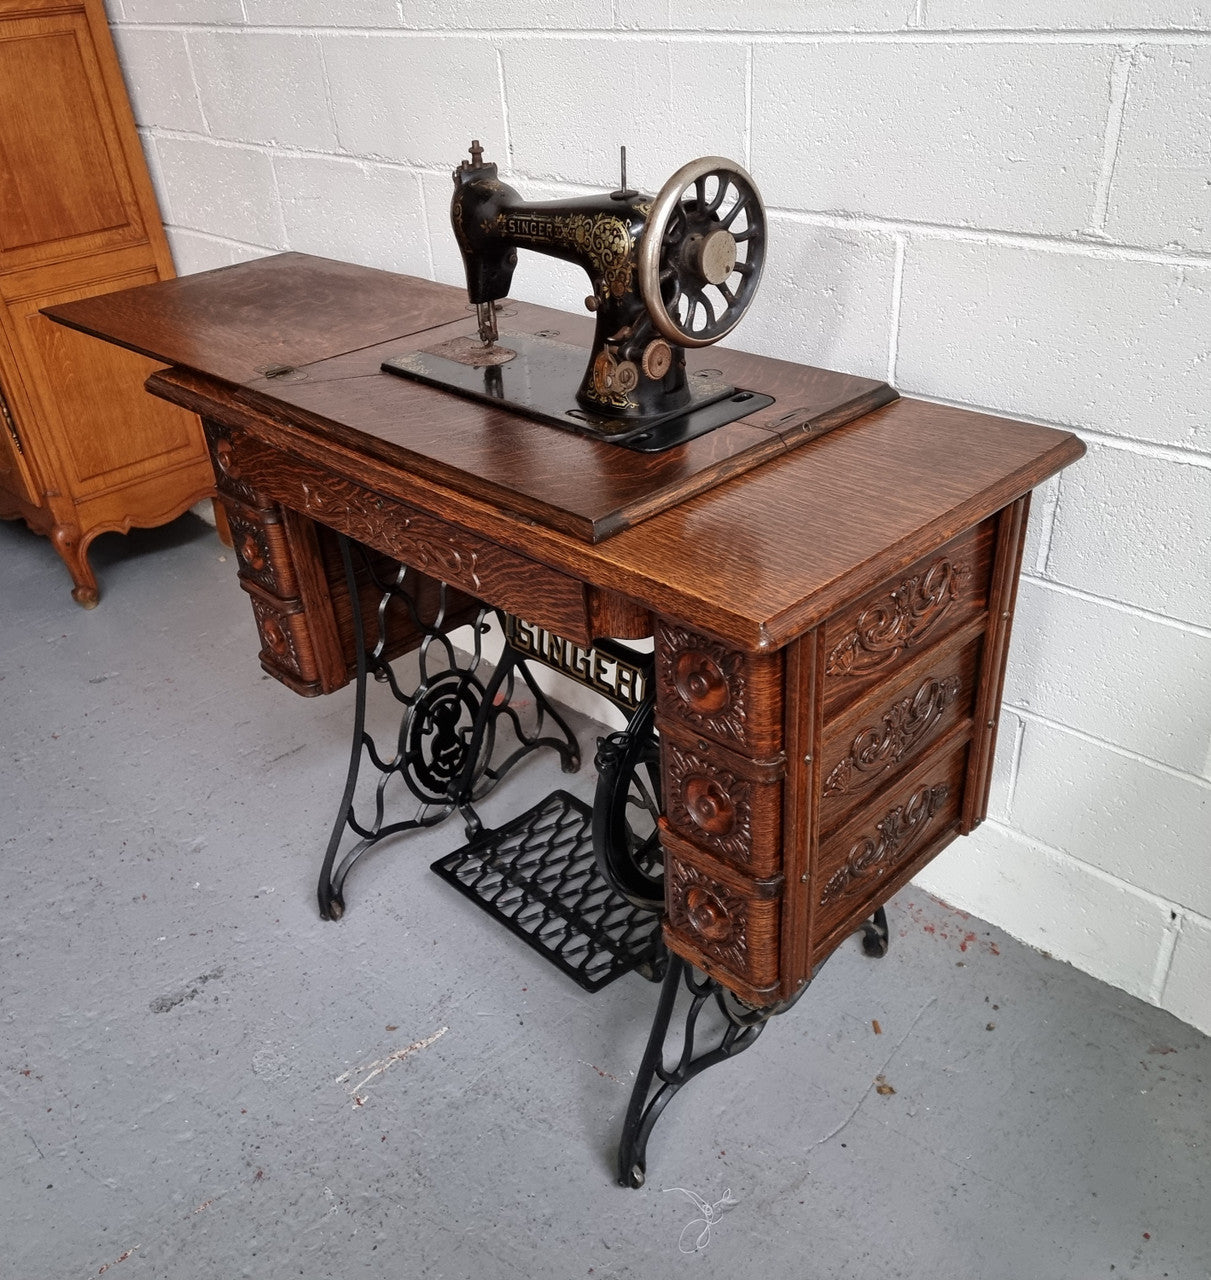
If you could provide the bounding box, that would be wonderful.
[431,790,662,993]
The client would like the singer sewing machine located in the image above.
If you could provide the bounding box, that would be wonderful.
[45,160,1084,1186]
[383,142,776,451]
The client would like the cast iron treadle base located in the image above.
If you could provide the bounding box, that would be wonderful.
[431,790,664,993]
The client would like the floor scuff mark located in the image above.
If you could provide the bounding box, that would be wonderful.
[96,1245,140,1273]
[335,1026,448,1106]
[578,1059,624,1084]
[148,967,224,1014]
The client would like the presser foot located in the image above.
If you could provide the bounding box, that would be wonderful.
[316,536,580,920]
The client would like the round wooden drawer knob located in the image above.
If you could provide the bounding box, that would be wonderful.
[239,531,266,571]
[673,650,730,716]
[214,437,240,477]
[685,775,735,836]
[686,886,733,942]
[261,616,288,656]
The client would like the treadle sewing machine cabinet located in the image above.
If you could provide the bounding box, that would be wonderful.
[48,149,1084,1187]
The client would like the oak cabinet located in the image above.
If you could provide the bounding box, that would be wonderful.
[0,0,214,605]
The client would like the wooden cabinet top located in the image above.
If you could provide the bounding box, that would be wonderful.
[47,252,1084,651]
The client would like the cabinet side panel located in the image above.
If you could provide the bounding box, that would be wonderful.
[962,493,1031,832]
[781,628,824,997]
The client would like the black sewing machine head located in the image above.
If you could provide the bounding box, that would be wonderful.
[383,141,772,452]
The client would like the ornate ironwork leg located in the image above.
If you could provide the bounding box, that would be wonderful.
[859,906,890,957]
[617,905,892,1186]
[316,536,579,920]
[618,954,780,1188]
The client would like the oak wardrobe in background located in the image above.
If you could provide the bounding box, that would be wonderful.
[0,0,214,606]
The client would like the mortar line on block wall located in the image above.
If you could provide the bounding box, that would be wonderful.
[165,225,277,257]
[315,41,341,155]
[1030,476,1063,575]
[982,817,1187,915]
[496,47,513,169]
[1019,574,1211,640]
[145,125,668,201]
[743,44,752,171]
[901,391,1211,469]
[1001,714,1027,818]
[1003,704,1211,790]
[179,33,213,137]
[415,177,435,282]
[263,155,288,250]
[1090,45,1139,236]
[112,24,1211,44]
[887,235,907,386]
[137,132,173,224]
[774,207,1211,269]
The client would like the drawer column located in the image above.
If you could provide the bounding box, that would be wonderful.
[652,618,791,1006]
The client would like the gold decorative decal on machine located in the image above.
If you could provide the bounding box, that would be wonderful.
[504,615,647,711]
[824,676,962,796]
[486,210,636,299]
[821,783,950,905]
[827,559,968,677]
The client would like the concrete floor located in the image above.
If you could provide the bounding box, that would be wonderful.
[2,513,1208,1280]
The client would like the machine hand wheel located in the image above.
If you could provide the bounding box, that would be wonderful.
[592,693,663,913]
[637,156,767,348]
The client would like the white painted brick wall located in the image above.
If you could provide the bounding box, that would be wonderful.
[104,3,1211,1035]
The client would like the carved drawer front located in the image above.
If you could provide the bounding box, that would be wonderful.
[311,524,482,678]
[659,723,784,876]
[243,580,322,691]
[819,628,984,835]
[655,620,783,757]
[226,497,298,599]
[822,520,996,717]
[662,828,783,1003]
[207,426,593,647]
[812,738,969,956]
[204,422,262,507]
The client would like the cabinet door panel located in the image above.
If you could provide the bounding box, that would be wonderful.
[0,11,147,270]
[8,276,203,496]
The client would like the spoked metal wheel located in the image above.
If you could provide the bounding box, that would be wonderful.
[638,156,767,348]
[592,694,663,913]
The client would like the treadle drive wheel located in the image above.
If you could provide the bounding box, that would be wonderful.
[592,694,663,912]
